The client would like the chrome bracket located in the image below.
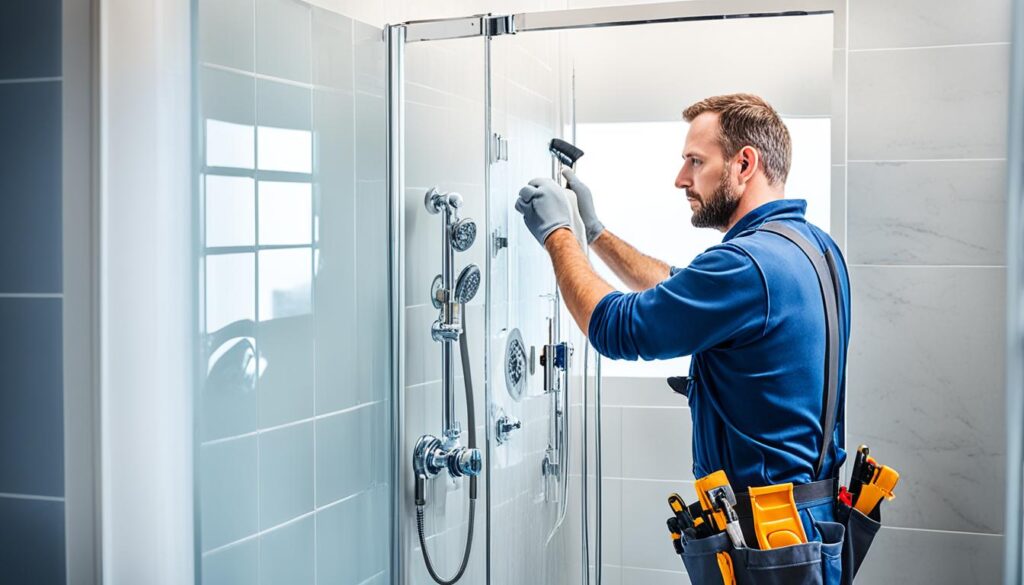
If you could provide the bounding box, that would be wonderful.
[491,229,508,257]
[484,14,516,36]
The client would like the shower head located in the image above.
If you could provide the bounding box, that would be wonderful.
[549,138,585,168]
[454,264,481,304]
[451,218,477,252]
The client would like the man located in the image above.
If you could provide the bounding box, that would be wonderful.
[516,93,850,538]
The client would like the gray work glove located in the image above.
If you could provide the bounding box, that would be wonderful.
[516,177,572,246]
[561,168,605,244]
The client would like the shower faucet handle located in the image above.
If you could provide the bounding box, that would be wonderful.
[450,447,483,478]
[496,414,522,445]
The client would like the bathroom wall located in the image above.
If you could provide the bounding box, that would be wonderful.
[0,0,96,583]
[192,2,1013,585]
[844,1,1010,583]
[0,1,66,582]
[195,1,391,583]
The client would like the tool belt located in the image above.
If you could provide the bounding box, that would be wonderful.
[674,472,887,585]
[665,223,896,585]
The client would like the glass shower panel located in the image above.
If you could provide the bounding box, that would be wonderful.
[195,1,391,583]
[401,35,489,585]
[486,30,584,585]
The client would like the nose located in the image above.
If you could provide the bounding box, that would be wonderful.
[675,163,691,190]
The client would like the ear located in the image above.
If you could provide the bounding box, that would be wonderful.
[735,146,759,185]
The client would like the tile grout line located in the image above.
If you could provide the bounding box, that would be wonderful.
[200,399,384,447]
[848,158,1007,164]
[849,41,1010,53]
[0,293,63,298]
[849,264,1006,269]
[0,76,62,84]
[0,492,65,502]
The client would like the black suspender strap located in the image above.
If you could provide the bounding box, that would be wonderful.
[758,221,842,481]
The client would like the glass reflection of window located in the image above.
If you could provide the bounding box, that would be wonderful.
[258,181,312,246]
[257,126,313,173]
[205,119,255,169]
[258,248,312,321]
[203,110,315,334]
[205,175,255,248]
[577,118,831,378]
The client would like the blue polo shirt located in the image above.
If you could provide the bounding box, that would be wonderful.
[588,199,850,490]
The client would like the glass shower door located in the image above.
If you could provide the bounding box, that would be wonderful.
[485,30,586,585]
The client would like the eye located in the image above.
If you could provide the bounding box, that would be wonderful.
[690,157,702,167]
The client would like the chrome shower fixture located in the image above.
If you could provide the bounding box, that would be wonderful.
[414,187,484,585]
[451,218,477,252]
[454,264,481,303]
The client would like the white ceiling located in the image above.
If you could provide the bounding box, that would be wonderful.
[568,13,834,123]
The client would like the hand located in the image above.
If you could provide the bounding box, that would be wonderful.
[515,177,572,246]
[561,168,605,244]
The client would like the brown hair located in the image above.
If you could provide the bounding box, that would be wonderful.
[682,93,792,185]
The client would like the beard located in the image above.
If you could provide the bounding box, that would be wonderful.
[688,170,741,230]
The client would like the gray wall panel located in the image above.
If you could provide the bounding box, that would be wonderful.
[0,298,64,497]
[847,266,1006,534]
[0,498,66,585]
[0,82,62,294]
[0,0,61,79]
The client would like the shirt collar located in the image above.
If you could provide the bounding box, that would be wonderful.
[722,199,808,242]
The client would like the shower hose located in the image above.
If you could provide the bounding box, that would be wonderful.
[416,313,478,585]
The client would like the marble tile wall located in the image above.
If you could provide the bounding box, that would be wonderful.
[843,0,1012,582]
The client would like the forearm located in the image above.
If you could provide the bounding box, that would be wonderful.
[544,228,615,334]
[590,230,671,291]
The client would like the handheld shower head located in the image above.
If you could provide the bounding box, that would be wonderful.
[454,264,481,304]
[549,138,585,168]
[451,218,477,252]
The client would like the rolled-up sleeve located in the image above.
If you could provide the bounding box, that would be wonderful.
[588,244,768,360]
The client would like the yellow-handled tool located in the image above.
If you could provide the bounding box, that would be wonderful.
[748,483,808,550]
[854,464,899,516]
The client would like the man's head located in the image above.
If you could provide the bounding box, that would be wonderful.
[675,93,791,231]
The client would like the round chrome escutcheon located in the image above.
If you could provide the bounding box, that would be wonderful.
[505,328,527,401]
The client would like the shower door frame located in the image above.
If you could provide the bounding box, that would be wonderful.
[386,1,842,581]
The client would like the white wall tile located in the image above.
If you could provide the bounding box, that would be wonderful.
[259,514,315,585]
[202,539,259,585]
[849,0,1011,50]
[621,406,693,482]
[259,422,314,528]
[316,404,385,505]
[848,160,1006,266]
[200,437,258,551]
[257,312,315,427]
[848,44,1010,161]
[256,0,313,83]
[620,478,695,573]
[311,8,354,90]
[198,0,254,70]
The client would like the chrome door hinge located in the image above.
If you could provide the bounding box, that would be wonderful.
[491,133,509,162]
[491,229,508,257]
[484,14,516,36]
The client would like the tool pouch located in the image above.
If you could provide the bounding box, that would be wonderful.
[834,503,881,584]
[679,532,734,584]
[680,520,845,585]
